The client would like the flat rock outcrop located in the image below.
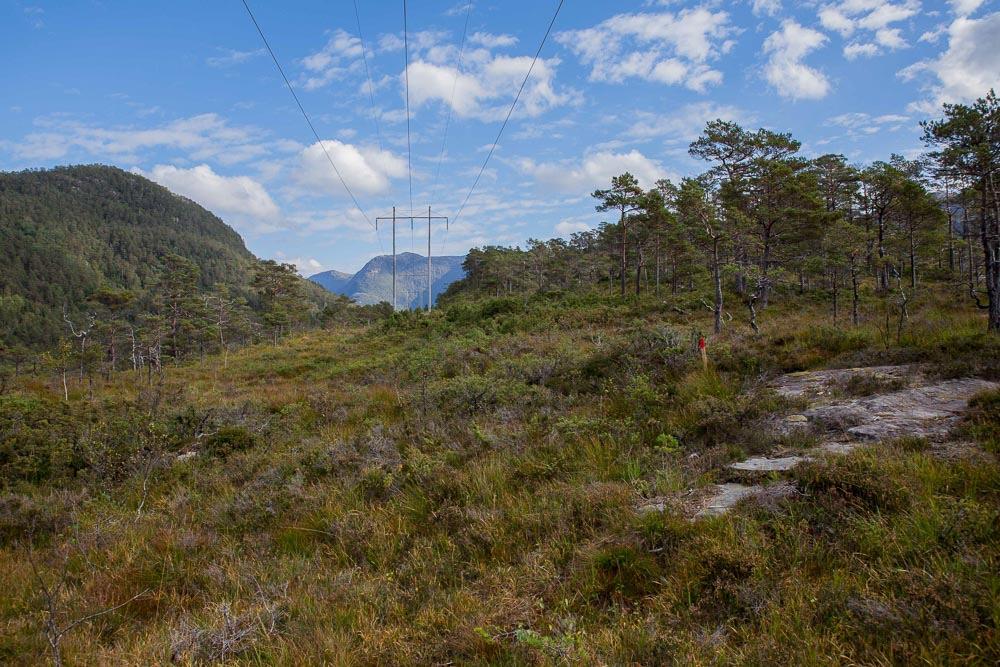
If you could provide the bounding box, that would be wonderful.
[668,367,997,519]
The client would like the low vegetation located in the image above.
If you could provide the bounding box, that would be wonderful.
[1,279,998,664]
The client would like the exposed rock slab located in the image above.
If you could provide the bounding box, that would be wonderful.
[806,378,998,441]
[660,368,996,520]
[774,365,919,400]
[695,482,797,518]
[729,455,808,472]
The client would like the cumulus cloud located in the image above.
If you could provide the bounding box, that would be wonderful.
[899,12,1000,112]
[300,29,364,91]
[144,164,281,231]
[518,149,666,194]
[405,54,573,121]
[819,1,919,58]
[291,140,406,197]
[556,7,735,92]
[949,0,985,16]
[762,20,831,100]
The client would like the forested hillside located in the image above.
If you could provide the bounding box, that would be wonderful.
[0,165,257,348]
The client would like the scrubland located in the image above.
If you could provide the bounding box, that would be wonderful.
[1,284,998,665]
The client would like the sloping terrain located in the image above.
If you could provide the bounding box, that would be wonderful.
[1,289,998,664]
[0,165,257,348]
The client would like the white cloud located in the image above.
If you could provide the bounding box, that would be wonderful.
[518,149,666,193]
[820,7,855,37]
[827,111,912,136]
[843,42,880,59]
[11,114,267,164]
[292,140,406,197]
[949,0,985,16]
[468,32,518,49]
[405,54,574,121]
[207,48,264,68]
[556,7,735,92]
[817,1,919,57]
[624,102,745,142]
[752,1,782,18]
[144,164,281,231]
[900,12,1000,112]
[858,3,919,30]
[554,220,591,237]
[875,28,908,49]
[762,20,831,100]
[301,29,364,91]
[273,253,324,276]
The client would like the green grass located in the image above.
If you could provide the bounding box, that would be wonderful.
[1,284,998,664]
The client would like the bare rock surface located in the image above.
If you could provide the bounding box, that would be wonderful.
[695,482,797,518]
[729,455,808,472]
[663,366,997,520]
[806,378,998,441]
[773,365,920,400]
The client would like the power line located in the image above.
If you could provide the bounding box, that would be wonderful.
[239,0,376,233]
[451,0,566,226]
[430,0,473,203]
[402,0,415,220]
[352,0,383,153]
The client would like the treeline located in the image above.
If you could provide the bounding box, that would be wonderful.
[1,252,397,394]
[453,90,1000,334]
[1,257,298,394]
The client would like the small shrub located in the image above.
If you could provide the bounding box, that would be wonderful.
[586,544,660,601]
[357,466,396,501]
[203,426,256,459]
[962,388,1000,454]
[794,455,911,514]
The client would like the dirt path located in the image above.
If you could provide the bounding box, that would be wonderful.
[645,366,998,519]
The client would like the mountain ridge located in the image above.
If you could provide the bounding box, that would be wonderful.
[310,252,466,309]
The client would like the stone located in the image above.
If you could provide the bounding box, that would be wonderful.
[636,498,668,515]
[773,365,919,399]
[695,481,798,518]
[818,442,860,455]
[730,455,808,472]
[696,483,758,517]
[821,378,998,441]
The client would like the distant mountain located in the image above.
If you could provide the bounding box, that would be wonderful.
[311,252,466,309]
[309,269,353,294]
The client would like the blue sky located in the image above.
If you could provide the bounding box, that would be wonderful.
[2,1,998,274]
